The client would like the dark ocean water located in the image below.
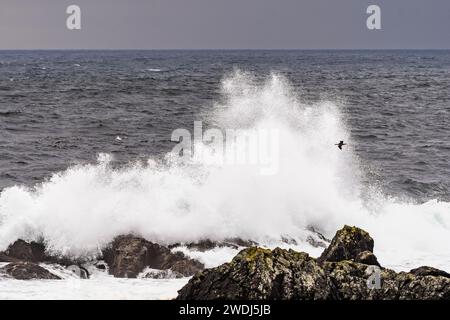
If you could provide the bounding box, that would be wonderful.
[1,50,449,202]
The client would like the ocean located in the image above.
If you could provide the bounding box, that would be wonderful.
[0,50,449,299]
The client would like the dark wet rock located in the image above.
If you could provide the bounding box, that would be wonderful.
[184,239,219,251]
[409,266,450,279]
[94,261,107,271]
[307,226,331,243]
[171,238,257,252]
[226,238,258,248]
[323,261,399,299]
[140,268,184,279]
[318,225,374,263]
[327,262,449,300]
[305,226,330,248]
[170,258,204,276]
[4,239,46,262]
[0,239,82,267]
[281,236,298,245]
[102,235,204,278]
[306,236,327,248]
[355,250,380,267]
[178,246,450,300]
[396,271,450,300]
[177,225,450,300]
[67,265,90,279]
[0,252,20,263]
[0,262,61,280]
[1,236,203,279]
[177,247,333,300]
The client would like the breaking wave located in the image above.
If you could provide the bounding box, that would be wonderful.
[0,71,449,270]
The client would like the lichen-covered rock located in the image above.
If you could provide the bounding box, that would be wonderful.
[0,262,61,280]
[396,272,450,300]
[324,260,450,300]
[177,247,333,300]
[102,235,204,278]
[323,261,399,299]
[318,225,375,263]
[409,266,450,278]
[355,250,380,266]
[177,225,450,300]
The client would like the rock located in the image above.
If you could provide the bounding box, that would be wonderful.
[355,250,381,267]
[0,239,81,267]
[102,235,204,278]
[177,247,333,300]
[306,236,327,248]
[323,261,399,299]
[170,259,204,276]
[396,271,450,300]
[307,226,331,243]
[140,268,184,279]
[409,266,450,278]
[225,238,258,248]
[318,225,375,263]
[184,239,221,251]
[281,236,298,245]
[94,261,107,271]
[0,252,20,263]
[305,226,330,248]
[67,265,90,279]
[177,225,450,300]
[4,239,46,262]
[171,238,257,252]
[0,262,61,280]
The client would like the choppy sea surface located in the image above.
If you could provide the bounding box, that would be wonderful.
[0,50,449,299]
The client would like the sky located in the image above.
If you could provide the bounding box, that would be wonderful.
[0,0,449,49]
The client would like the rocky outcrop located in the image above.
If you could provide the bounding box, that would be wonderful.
[140,268,183,279]
[0,252,20,263]
[0,262,61,280]
[306,226,331,248]
[1,235,204,279]
[322,261,398,299]
[409,266,450,278]
[102,235,204,278]
[0,239,83,267]
[177,247,334,300]
[318,225,374,263]
[355,250,380,267]
[170,238,257,252]
[0,239,90,279]
[1,240,46,263]
[177,226,450,300]
[67,265,90,279]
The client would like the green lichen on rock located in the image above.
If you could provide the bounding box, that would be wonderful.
[177,225,450,300]
[177,246,333,300]
[318,225,375,263]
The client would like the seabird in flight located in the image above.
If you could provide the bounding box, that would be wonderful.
[335,140,346,150]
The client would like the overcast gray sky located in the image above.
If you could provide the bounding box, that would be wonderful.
[0,0,449,49]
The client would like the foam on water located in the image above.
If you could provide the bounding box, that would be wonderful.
[0,263,188,300]
[0,71,449,272]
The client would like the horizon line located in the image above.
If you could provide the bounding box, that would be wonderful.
[1,48,450,51]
